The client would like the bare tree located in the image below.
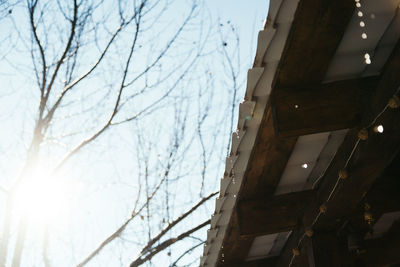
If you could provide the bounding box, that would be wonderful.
[0,0,244,266]
[217,20,244,157]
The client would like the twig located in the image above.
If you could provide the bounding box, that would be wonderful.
[170,241,205,267]
[130,220,210,267]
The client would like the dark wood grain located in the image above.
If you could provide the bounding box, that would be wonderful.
[238,190,315,238]
[271,76,379,137]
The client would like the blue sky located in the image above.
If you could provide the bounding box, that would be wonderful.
[0,1,270,266]
[206,0,269,65]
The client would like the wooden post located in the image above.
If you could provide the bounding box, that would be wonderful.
[304,232,350,267]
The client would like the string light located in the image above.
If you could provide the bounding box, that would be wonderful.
[374,125,384,133]
[305,228,314,237]
[357,128,369,140]
[288,87,400,266]
[292,248,300,256]
[338,169,348,179]
[214,1,397,264]
[364,211,373,224]
[287,1,398,264]
[388,95,400,108]
[357,1,372,64]
[364,53,371,62]
[319,204,328,214]
[364,203,374,225]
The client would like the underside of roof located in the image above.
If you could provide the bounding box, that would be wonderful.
[201,0,400,266]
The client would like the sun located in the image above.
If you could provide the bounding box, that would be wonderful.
[13,163,81,226]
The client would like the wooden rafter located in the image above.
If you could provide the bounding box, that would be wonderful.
[219,107,297,265]
[216,0,357,265]
[276,41,400,267]
[220,257,278,267]
[353,221,400,266]
[273,0,354,88]
[271,76,379,137]
[238,190,315,238]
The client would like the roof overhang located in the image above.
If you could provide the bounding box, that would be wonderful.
[201,0,400,266]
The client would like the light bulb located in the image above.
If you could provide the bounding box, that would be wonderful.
[374,125,384,133]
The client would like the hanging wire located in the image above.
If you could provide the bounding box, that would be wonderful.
[288,87,399,266]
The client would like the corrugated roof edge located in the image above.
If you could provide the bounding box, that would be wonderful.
[200,0,300,266]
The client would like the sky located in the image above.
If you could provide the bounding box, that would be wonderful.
[0,1,269,266]
[205,0,269,58]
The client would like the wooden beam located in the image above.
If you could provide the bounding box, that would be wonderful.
[238,190,315,238]
[274,226,307,267]
[277,153,400,267]
[217,107,297,266]
[346,152,400,240]
[354,221,400,266]
[217,0,356,263]
[271,76,379,137]
[305,232,351,267]
[220,257,278,267]
[276,41,400,266]
[277,230,352,267]
[241,107,297,199]
[362,152,400,219]
[216,211,254,267]
[308,41,400,229]
[273,0,355,88]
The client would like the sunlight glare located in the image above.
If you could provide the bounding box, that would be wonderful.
[13,165,81,225]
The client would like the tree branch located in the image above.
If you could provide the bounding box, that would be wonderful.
[41,0,78,119]
[170,241,205,267]
[28,0,47,108]
[42,3,141,129]
[51,3,145,172]
[130,219,210,267]
[76,156,170,267]
[139,191,217,255]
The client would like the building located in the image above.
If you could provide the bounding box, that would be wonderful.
[201,0,400,266]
